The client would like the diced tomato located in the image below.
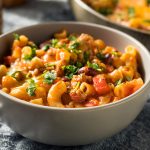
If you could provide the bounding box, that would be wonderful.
[93,75,110,95]
[84,98,99,107]
[70,92,86,103]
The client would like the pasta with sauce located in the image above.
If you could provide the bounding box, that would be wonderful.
[0,30,143,108]
[83,0,150,32]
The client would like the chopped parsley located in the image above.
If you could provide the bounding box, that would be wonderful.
[26,72,32,79]
[115,79,123,86]
[68,35,77,41]
[83,51,90,64]
[111,51,120,57]
[68,42,81,54]
[96,52,105,61]
[62,65,79,79]
[13,33,20,40]
[74,82,81,91]
[42,45,50,51]
[43,71,56,84]
[51,39,58,47]
[28,42,38,50]
[87,61,104,72]
[126,76,132,81]
[58,43,67,48]
[70,49,82,54]
[23,47,36,61]
[128,7,135,18]
[10,71,24,81]
[45,63,55,67]
[26,79,36,96]
[76,62,83,68]
[69,42,80,50]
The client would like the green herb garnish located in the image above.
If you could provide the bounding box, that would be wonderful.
[128,7,135,18]
[126,76,132,81]
[26,72,32,79]
[87,61,99,70]
[13,33,20,40]
[69,42,80,50]
[51,39,58,47]
[68,35,77,41]
[28,42,38,49]
[75,82,81,90]
[26,79,36,96]
[76,62,83,68]
[83,51,90,63]
[115,79,123,86]
[42,45,50,51]
[70,49,82,54]
[111,51,119,57]
[68,41,82,54]
[87,61,104,72]
[96,52,105,61]
[62,65,79,79]
[44,71,56,84]
[10,71,24,81]
[59,43,67,48]
[45,63,55,67]
[23,47,36,61]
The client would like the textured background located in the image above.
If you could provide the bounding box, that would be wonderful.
[1,0,150,149]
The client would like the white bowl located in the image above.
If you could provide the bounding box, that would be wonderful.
[0,22,150,146]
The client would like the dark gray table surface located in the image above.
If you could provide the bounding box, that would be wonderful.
[1,0,150,149]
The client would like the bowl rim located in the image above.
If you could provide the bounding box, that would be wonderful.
[73,0,150,35]
[0,21,150,111]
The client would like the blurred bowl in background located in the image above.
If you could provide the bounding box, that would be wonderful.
[70,0,150,50]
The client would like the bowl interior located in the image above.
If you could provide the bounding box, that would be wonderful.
[0,22,150,89]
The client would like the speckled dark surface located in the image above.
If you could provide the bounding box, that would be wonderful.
[1,0,150,149]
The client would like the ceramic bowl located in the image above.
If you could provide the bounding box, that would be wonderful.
[70,0,150,50]
[0,22,150,146]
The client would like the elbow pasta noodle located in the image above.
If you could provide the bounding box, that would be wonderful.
[56,49,71,62]
[47,81,67,107]
[30,98,44,105]
[83,0,150,32]
[0,65,7,81]
[10,85,31,101]
[108,69,123,83]
[0,30,144,108]
[79,82,96,96]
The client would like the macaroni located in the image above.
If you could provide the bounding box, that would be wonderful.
[0,30,144,108]
[83,0,150,32]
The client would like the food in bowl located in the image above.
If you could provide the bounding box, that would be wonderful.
[0,30,143,108]
[0,22,150,146]
[83,0,150,31]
